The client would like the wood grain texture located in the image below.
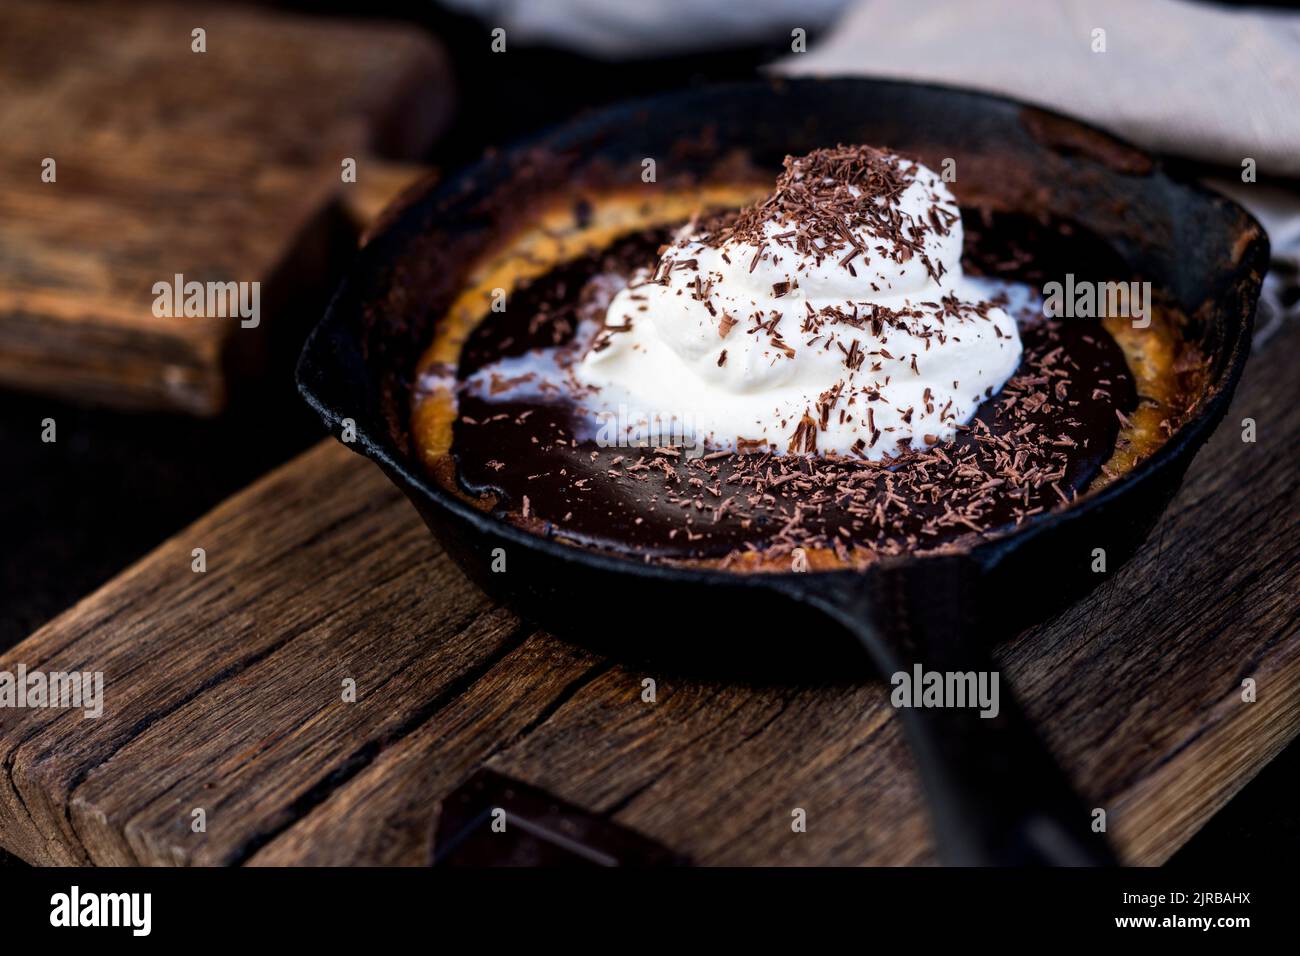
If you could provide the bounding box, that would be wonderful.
[0,319,1295,865]
[248,633,603,866]
[0,0,448,413]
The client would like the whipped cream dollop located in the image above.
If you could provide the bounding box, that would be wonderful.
[576,145,1023,458]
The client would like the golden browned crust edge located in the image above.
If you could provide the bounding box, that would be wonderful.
[411,184,1202,572]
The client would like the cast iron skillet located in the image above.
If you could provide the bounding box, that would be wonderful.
[298,78,1267,866]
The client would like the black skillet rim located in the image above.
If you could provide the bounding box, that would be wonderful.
[297,75,1267,587]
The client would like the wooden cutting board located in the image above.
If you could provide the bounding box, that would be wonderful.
[0,0,448,414]
[0,314,1295,865]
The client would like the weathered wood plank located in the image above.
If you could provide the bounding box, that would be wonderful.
[249,317,1295,867]
[247,633,603,867]
[0,443,512,865]
[477,320,1300,866]
[1,319,1295,864]
[487,671,932,865]
[1002,326,1300,863]
[0,0,449,413]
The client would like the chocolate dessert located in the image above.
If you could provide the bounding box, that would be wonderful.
[411,146,1204,570]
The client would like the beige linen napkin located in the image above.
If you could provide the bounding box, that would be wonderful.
[778,0,1300,176]
[778,0,1300,326]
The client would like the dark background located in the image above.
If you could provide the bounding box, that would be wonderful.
[2,0,1295,867]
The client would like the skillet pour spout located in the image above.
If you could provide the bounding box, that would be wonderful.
[297,78,1267,866]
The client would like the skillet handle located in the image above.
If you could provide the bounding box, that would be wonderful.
[802,556,1117,867]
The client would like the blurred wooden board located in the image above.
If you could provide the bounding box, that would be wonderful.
[0,317,1295,865]
[0,0,448,413]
